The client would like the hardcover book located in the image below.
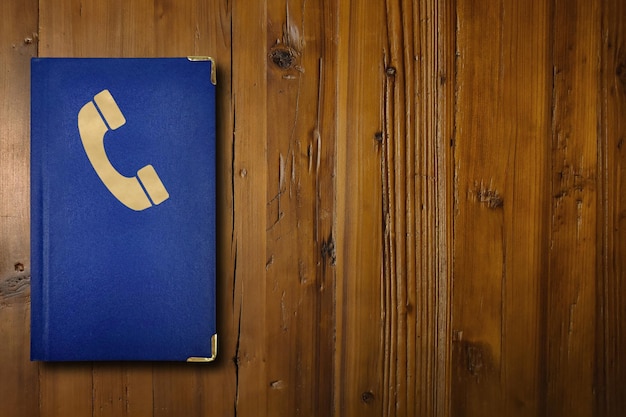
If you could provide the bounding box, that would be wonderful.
[30,57,217,361]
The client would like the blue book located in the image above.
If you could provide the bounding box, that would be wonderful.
[30,57,217,362]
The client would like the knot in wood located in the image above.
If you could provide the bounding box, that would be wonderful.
[361,391,375,404]
[269,46,296,70]
[385,66,397,77]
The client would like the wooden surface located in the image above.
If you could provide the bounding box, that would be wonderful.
[1,0,625,416]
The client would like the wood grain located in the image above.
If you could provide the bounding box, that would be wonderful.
[598,0,626,415]
[230,1,268,416]
[548,1,599,415]
[1,0,625,416]
[376,1,454,416]
[335,1,386,415]
[264,1,336,416]
[92,364,153,417]
[0,1,39,417]
[452,1,551,416]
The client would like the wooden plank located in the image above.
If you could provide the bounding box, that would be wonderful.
[598,1,626,415]
[230,0,269,416]
[200,0,239,413]
[0,1,40,416]
[378,1,455,416]
[412,1,455,416]
[336,3,455,416]
[264,1,336,416]
[335,1,386,416]
[547,1,600,415]
[452,1,551,415]
[381,2,412,415]
[432,2,456,415]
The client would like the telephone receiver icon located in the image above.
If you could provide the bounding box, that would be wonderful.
[77,90,169,211]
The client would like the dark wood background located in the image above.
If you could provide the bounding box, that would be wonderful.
[1,0,625,416]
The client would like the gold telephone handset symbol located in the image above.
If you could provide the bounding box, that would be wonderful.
[77,90,169,211]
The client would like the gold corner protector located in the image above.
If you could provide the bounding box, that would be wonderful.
[186,334,218,363]
[187,56,216,85]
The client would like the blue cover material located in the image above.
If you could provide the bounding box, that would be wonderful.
[30,58,217,361]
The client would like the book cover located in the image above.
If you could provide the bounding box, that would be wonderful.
[30,57,217,362]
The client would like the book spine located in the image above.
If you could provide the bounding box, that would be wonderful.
[30,58,48,361]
